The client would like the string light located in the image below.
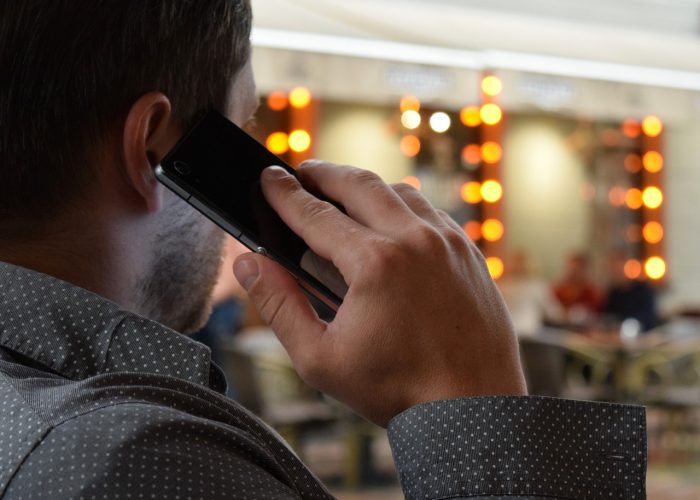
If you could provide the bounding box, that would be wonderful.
[481,142,503,164]
[624,260,642,280]
[267,91,288,111]
[481,76,503,97]
[462,144,482,165]
[289,87,312,109]
[266,132,289,155]
[622,119,642,139]
[645,257,667,280]
[643,222,664,244]
[642,186,663,209]
[460,106,482,127]
[486,257,505,280]
[400,135,421,157]
[463,221,482,241]
[625,188,643,210]
[643,151,664,173]
[482,219,504,242]
[481,180,503,203]
[429,112,451,133]
[400,96,421,113]
[480,104,503,126]
[401,110,421,130]
[288,130,312,152]
[461,182,482,204]
[642,115,663,137]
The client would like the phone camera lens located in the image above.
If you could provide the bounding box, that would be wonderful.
[173,161,191,176]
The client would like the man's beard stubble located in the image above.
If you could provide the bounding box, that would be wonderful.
[134,196,226,334]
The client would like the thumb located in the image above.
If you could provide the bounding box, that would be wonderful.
[233,253,326,360]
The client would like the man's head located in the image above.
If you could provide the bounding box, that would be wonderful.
[563,252,591,284]
[0,0,256,333]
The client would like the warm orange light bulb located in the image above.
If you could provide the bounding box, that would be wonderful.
[481,142,503,164]
[461,182,482,204]
[482,219,504,242]
[625,188,643,210]
[267,91,288,111]
[460,106,482,127]
[624,260,642,280]
[481,180,503,203]
[481,76,503,97]
[463,221,482,241]
[643,151,664,173]
[642,186,663,209]
[480,104,503,126]
[400,135,421,157]
[625,154,642,174]
[643,222,664,244]
[645,257,666,280]
[402,175,422,191]
[266,132,290,155]
[400,95,421,113]
[622,119,641,139]
[486,257,505,280]
[462,144,482,165]
[288,130,312,152]
[289,87,312,109]
[642,116,663,137]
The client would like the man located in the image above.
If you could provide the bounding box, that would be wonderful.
[0,1,646,499]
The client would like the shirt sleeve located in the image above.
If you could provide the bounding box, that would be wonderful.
[387,396,646,500]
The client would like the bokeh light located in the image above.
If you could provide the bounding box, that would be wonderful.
[643,151,664,173]
[624,154,642,174]
[400,95,421,113]
[289,87,312,109]
[461,181,482,204]
[626,224,642,243]
[266,132,289,155]
[609,187,626,207]
[460,106,482,127]
[624,260,642,280]
[267,91,288,111]
[463,221,482,241]
[642,186,663,209]
[625,188,643,210]
[481,76,503,97]
[430,112,452,133]
[645,257,667,280]
[481,180,503,203]
[462,144,482,164]
[400,135,422,157]
[288,130,312,153]
[643,221,664,244]
[622,119,642,139]
[482,219,504,242]
[402,175,422,191]
[481,142,503,164]
[480,104,503,126]
[401,110,421,130]
[486,257,505,280]
[642,115,663,137]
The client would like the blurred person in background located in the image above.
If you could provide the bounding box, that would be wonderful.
[0,1,645,498]
[552,252,603,326]
[603,250,660,332]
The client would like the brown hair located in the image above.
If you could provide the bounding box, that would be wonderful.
[0,0,252,232]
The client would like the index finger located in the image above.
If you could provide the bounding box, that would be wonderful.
[261,166,370,279]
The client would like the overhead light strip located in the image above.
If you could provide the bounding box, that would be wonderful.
[252,27,700,92]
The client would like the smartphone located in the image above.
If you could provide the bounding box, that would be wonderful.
[155,111,347,318]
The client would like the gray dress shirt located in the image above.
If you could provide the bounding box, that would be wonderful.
[0,262,646,499]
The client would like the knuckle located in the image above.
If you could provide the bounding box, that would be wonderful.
[299,199,336,223]
[348,168,382,187]
[411,224,447,254]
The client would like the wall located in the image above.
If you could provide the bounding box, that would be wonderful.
[664,122,700,310]
[502,115,590,280]
[316,102,411,183]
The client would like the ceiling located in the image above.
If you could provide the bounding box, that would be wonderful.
[251,0,700,73]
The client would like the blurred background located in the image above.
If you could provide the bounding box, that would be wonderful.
[201,1,700,497]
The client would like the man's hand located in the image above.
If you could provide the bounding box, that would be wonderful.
[233,162,526,426]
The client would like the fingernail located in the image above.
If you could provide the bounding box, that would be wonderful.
[234,257,259,291]
[263,166,290,180]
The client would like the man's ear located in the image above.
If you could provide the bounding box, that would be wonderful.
[122,92,177,213]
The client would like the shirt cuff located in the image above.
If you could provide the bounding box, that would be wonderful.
[387,396,646,500]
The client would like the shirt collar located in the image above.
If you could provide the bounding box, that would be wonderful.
[0,261,226,393]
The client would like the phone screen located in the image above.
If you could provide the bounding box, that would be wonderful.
[157,111,346,314]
